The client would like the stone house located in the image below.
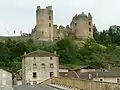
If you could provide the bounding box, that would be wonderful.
[22,50,59,85]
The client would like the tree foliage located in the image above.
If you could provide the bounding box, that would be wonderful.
[2,25,120,72]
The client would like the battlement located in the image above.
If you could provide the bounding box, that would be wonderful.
[53,25,58,29]
[88,13,92,19]
[46,6,52,10]
[59,25,65,29]
[66,25,70,29]
[72,12,92,21]
[37,6,40,10]
[36,6,52,10]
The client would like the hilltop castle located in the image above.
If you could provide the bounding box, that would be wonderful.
[0,6,93,43]
[31,6,93,42]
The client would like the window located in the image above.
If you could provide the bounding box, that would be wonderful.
[49,16,51,20]
[100,79,103,82]
[75,23,77,26]
[33,64,36,66]
[49,23,51,27]
[50,57,53,60]
[89,22,91,25]
[50,72,54,77]
[33,72,37,78]
[89,28,91,32]
[17,72,19,75]
[33,63,37,69]
[117,78,120,83]
[41,63,45,68]
[33,57,36,60]
[50,63,54,68]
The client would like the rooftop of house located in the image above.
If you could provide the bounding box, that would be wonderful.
[70,65,95,71]
[78,70,120,79]
[60,67,120,79]
[23,50,58,57]
[59,71,78,79]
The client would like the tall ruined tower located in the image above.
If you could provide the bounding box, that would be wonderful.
[70,12,93,40]
[33,6,54,42]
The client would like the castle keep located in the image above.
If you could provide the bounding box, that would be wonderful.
[32,6,54,42]
[31,6,93,42]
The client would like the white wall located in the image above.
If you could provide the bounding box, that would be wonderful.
[0,69,12,89]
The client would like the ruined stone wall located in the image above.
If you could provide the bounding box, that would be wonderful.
[31,7,94,43]
[0,7,94,43]
[70,12,93,40]
[53,25,68,41]
[0,36,30,42]
[33,6,54,42]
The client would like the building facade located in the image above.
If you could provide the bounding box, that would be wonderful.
[0,69,12,90]
[22,50,59,85]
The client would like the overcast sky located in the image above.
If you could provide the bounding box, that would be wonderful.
[0,0,120,36]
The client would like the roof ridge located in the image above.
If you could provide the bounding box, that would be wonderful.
[23,50,58,57]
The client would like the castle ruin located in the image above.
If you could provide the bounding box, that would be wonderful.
[0,6,93,43]
[31,6,93,42]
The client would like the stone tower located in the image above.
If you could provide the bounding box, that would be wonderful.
[70,12,93,40]
[33,6,54,42]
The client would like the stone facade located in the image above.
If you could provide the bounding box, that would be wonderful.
[70,12,93,40]
[22,50,59,85]
[32,6,54,42]
[0,69,12,90]
[31,6,93,43]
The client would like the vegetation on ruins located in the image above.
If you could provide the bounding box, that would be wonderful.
[1,25,120,73]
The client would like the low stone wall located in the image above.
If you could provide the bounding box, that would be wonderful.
[49,77,120,90]
[0,36,30,42]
